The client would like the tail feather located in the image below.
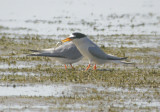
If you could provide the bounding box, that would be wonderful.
[108,56,128,60]
[120,57,128,60]
[27,53,42,56]
[120,61,134,64]
[28,49,42,52]
[27,53,64,58]
[107,53,128,60]
[111,59,133,64]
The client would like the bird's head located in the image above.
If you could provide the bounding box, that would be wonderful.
[62,32,86,43]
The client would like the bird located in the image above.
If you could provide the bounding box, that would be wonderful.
[62,32,132,70]
[28,41,83,69]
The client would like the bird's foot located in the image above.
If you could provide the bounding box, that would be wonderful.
[64,64,67,70]
[85,64,91,71]
[93,64,96,70]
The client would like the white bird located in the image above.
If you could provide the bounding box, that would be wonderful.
[62,32,131,70]
[28,41,83,69]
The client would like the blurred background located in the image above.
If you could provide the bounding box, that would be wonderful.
[0,0,160,37]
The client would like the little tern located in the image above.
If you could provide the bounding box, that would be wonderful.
[62,32,131,70]
[28,41,83,69]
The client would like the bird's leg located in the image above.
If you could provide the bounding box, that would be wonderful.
[64,64,67,70]
[85,60,91,71]
[93,64,96,70]
[85,64,91,71]
[70,64,74,69]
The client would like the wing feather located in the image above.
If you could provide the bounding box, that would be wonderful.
[28,42,83,60]
[88,46,127,60]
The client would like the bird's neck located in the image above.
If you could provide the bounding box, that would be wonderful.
[72,37,93,56]
[73,37,89,47]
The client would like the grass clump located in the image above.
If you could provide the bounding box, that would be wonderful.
[0,68,159,88]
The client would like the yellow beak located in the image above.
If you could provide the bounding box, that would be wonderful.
[61,37,72,43]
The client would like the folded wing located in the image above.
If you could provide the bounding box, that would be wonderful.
[28,42,83,60]
[88,46,127,60]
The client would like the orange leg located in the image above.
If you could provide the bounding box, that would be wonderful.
[93,64,96,70]
[70,64,74,69]
[64,64,67,70]
[85,64,91,71]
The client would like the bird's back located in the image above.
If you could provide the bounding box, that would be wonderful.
[53,42,83,60]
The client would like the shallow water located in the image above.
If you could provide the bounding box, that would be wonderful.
[0,84,71,97]
[0,83,159,111]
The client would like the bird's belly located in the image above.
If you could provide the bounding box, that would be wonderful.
[54,57,82,64]
[77,45,106,65]
[90,56,107,64]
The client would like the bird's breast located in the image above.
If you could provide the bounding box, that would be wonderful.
[73,38,95,59]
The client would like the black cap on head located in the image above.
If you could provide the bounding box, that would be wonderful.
[70,32,86,39]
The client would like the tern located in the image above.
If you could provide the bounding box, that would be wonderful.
[28,41,83,69]
[62,32,131,70]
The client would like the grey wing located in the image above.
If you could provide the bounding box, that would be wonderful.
[54,42,83,59]
[29,42,83,59]
[88,46,127,60]
[29,48,55,53]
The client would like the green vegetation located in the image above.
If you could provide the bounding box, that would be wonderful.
[0,68,159,88]
[0,35,159,88]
